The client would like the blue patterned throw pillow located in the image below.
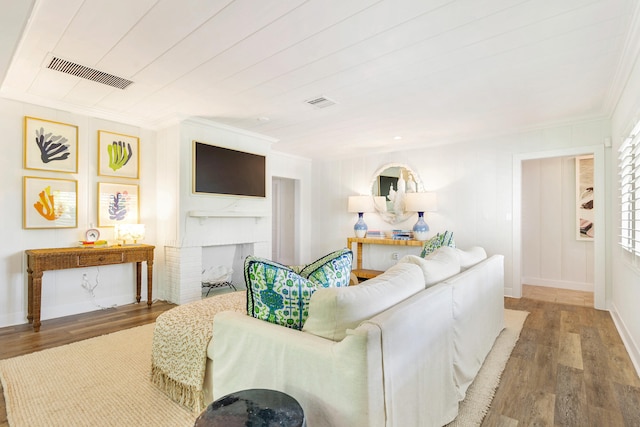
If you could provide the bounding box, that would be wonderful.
[420,231,456,258]
[244,249,353,330]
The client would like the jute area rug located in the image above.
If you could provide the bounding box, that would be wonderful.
[0,309,527,427]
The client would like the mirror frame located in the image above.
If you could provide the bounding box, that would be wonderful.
[370,163,423,224]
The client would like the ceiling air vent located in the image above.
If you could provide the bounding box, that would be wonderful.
[46,56,134,90]
[305,96,337,109]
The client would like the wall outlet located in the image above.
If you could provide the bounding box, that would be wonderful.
[391,252,399,260]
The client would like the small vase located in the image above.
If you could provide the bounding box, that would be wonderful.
[412,212,429,241]
[354,213,368,238]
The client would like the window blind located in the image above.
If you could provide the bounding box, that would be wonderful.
[619,121,640,255]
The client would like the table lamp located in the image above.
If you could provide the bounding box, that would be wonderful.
[348,195,375,238]
[404,192,438,241]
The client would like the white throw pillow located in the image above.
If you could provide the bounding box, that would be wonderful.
[456,246,487,269]
[398,246,461,287]
[302,263,424,341]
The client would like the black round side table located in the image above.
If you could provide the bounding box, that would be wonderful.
[194,388,306,427]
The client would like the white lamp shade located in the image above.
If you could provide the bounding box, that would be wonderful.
[348,195,375,213]
[114,223,145,242]
[373,196,387,212]
[405,192,438,212]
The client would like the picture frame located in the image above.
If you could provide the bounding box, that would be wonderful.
[98,182,139,227]
[23,176,77,229]
[98,130,139,179]
[576,155,594,240]
[24,116,78,173]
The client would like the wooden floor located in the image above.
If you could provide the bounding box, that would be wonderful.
[485,294,640,426]
[1,290,639,427]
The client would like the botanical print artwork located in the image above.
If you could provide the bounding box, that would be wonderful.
[24,177,77,229]
[35,127,70,163]
[108,141,133,172]
[24,117,78,173]
[108,190,129,221]
[98,182,138,227]
[98,131,139,179]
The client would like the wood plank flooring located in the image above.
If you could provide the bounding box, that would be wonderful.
[1,291,639,426]
[485,296,640,426]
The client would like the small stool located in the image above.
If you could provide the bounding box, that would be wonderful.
[194,388,306,427]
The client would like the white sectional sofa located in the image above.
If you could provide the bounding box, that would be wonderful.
[206,247,505,427]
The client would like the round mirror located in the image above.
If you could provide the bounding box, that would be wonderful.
[371,163,423,224]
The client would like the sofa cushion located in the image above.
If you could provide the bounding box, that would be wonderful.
[398,246,461,287]
[245,257,316,330]
[302,263,424,341]
[420,230,456,258]
[456,246,487,269]
[244,249,352,330]
[299,248,353,288]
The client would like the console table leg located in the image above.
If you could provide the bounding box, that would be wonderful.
[31,271,43,332]
[27,268,34,324]
[136,261,142,303]
[147,260,154,308]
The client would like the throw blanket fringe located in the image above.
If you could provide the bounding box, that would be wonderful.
[151,364,204,411]
[150,290,247,412]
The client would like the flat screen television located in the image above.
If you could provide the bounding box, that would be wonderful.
[193,141,266,197]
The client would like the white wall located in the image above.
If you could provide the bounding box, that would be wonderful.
[521,157,594,291]
[312,119,610,297]
[610,22,640,373]
[0,98,156,327]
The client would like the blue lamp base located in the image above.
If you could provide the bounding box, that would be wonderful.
[413,212,429,241]
[354,212,368,238]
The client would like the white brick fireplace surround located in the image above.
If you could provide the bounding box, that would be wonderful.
[163,214,270,305]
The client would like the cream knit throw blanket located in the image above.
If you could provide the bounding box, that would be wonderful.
[150,290,246,412]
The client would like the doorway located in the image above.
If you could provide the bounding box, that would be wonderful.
[512,145,605,309]
[272,177,297,265]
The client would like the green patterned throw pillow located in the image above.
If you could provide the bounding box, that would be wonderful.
[299,248,353,289]
[420,231,456,258]
[244,248,353,330]
[245,257,316,330]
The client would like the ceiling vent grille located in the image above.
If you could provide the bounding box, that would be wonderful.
[305,96,337,109]
[46,57,134,89]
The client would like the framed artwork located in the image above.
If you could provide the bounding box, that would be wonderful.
[576,155,594,240]
[23,176,77,229]
[98,130,139,179]
[98,182,139,227]
[24,116,78,173]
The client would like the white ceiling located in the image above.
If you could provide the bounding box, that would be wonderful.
[1,0,638,159]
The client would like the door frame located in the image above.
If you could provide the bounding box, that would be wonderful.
[512,144,605,309]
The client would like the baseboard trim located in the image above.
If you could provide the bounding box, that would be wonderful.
[609,302,640,379]
[521,277,594,292]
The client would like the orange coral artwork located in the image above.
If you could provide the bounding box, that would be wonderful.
[24,177,77,229]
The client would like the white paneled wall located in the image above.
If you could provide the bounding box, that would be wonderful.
[312,119,609,297]
[521,157,594,291]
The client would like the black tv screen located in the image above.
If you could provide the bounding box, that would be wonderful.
[193,141,266,197]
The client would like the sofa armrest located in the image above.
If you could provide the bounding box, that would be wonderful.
[211,312,385,427]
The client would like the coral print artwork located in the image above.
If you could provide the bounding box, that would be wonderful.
[24,117,78,173]
[98,131,139,179]
[23,177,77,229]
[98,183,139,227]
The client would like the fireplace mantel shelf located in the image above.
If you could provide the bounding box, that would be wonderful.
[188,210,270,218]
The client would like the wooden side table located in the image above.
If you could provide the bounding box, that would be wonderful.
[346,237,423,281]
[25,244,155,332]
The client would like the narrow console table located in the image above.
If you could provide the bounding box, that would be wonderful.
[25,244,155,332]
[347,237,423,280]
